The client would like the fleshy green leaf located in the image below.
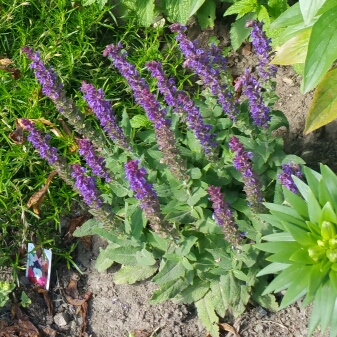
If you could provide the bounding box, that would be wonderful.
[114,264,158,284]
[320,164,337,211]
[308,263,330,298]
[302,5,337,93]
[303,166,321,198]
[255,241,301,254]
[282,222,314,246]
[289,248,316,264]
[195,292,219,337]
[299,0,326,25]
[271,29,310,65]
[262,232,295,242]
[319,202,337,224]
[256,262,290,277]
[283,187,309,218]
[304,67,337,133]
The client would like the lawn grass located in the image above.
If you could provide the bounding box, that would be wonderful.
[0,0,190,280]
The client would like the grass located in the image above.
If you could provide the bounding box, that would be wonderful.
[0,0,191,280]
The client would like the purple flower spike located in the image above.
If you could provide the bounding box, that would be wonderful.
[20,119,59,165]
[278,163,302,194]
[207,185,240,247]
[78,139,111,183]
[22,47,64,101]
[246,20,277,82]
[103,43,187,181]
[71,164,103,208]
[237,69,271,128]
[229,136,265,213]
[80,82,130,150]
[125,160,169,235]
[169,23,238,120]
[146,61,217,157]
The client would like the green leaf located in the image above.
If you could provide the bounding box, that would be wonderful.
[110,180,130,197]
[130,114,151,128]
[318,280,336,332]
[95,247,114,272]
[258,213,285,231]
[256,262,290,276]
[282,222,314,246]
[302,5,337,93]
[308,263,330,298]
[232,285,250,317]
[151,278,189,303]
[103,245,141,266]
[190,167,202,180]
[187,187,207,206]
[152,260,185,285]
[262,264,306,295]
[21,291,31,307]
[271,29,311,65]
[195,292,219,337]
[270,2,302,29]
[114,264,158,284]
[255,241,301,254]
[135,248,156,266]
[252,277,279,312]
[176,236,198,256]
[319,202,337,224]
[303,166,321,198]
[257,5,270,25]
[91,228,125,246]
[121,109,132,138]
[165,0,196,24]
[175,278,210,304]
[289,248,316,264]
[230,13,255,51]
[136,0,155,26]
[320,164,337,211]
[279,265,310,309]
[299,0,326,25]
[224,0,258,19]
[196,0,216,30]
[304,67,337,133]
[210,278,229,317]
[262,232,295,242]
[283,187,309,218]
[73,219,103,237]
[269,110,289,131]
[146,231,168,252]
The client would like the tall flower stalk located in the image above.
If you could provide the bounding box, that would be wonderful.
[207,185,240,247]
[169,23,238,120]
[125,160,170,236]
[229,136,265,213]
[145,61,218,158]
[22,47,109,152]
[80,82,130,151]
[103,43,187,181]
[77,138,111,183]
[278,162,302,194]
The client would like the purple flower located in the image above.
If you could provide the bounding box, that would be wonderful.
[278,163,302,194]
[246,20,277,82]
[229,136,265,213]
[169,23,238,120]
[103,43,187,181]
[145,61,217,157]
[20,118,59,165]
[236,69,271,128]
[71,164,103,208]
[78,138,111,183]
[125,160,169,235]
[207,185,240,246]
[80,82,130,150]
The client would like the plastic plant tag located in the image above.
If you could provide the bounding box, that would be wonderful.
[26,243,52,290]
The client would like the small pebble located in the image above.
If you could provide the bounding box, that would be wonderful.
[54,312,69,326]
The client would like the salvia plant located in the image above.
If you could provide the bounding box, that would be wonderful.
[19,21,326,336]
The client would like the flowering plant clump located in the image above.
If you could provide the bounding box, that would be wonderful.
[20,21,318,336]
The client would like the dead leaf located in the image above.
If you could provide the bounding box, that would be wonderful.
[242,42,252,56]
[218,322,240,337]
[130,329,153,337]
[34,286,53,316]
[9,122,25,144]
[0,58,14,66]
[27,172,57,214]
[62,274,92,337]
[0,65,21,79]
[64,215,92,249]
[58,118,72,137]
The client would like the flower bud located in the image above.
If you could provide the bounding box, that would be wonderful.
[329,238,337,249]
[317,239,329,248]
[321,221,337,240]
[326,249,337,263]
[308,246,326,261]
[331,263,337,271]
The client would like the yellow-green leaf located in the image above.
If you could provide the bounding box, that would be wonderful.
[271,29,311,65]
[304,67,337,134]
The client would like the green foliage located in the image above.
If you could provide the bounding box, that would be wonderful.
[223,0,288,50]
[256,164,337,336]
[271,0,337,133]
[0,281,15,307]
[20,291,31,308]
